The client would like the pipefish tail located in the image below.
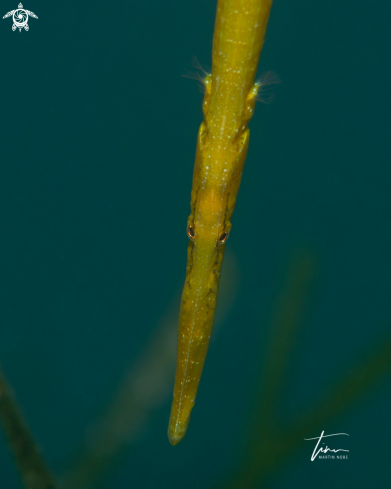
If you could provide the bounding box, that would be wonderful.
[168,0,275,445]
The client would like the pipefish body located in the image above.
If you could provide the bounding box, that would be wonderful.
[168,0,275,445]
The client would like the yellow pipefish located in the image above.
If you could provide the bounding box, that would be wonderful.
[168,0,274,445]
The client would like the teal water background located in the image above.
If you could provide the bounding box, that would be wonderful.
[0,0,390,487]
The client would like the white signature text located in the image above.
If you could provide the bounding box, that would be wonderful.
[304,430,349,461]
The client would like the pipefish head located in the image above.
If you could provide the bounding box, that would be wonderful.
[167,217,230,445]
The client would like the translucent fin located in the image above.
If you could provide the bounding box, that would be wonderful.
[182,56,211,93]
[255,71,281,104]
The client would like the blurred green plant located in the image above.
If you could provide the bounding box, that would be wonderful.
[0,367,58,489]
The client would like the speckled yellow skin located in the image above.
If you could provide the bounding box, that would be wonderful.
[168,0,273,445]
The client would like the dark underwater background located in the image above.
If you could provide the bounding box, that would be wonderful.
[0,0,390,487]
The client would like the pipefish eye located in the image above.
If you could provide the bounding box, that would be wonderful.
[187,225,195,241]
[218,231,229,244]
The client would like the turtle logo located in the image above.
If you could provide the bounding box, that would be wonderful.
[3,3,38,32]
